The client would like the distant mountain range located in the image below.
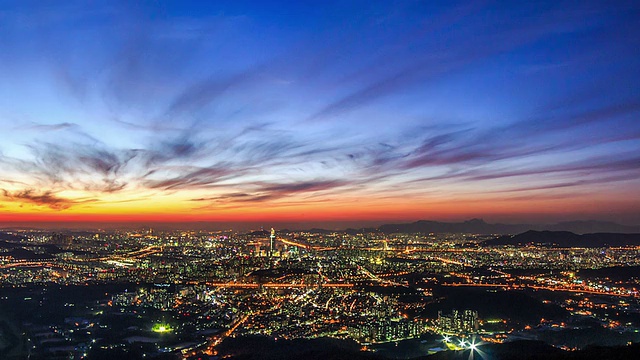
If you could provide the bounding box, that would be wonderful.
[278,219,640,235]
[2,219,638,238]
[374,219,640,235]
[482,230,640,248]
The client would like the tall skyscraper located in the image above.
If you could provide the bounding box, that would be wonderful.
[270,228,276,257]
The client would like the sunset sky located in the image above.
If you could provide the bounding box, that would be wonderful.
[1,1,639,228]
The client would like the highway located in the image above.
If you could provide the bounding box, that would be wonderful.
[0,245,162,269]
[441,283,639,298]
[205,282,354,288]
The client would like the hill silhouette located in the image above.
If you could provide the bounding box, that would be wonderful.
[483,230,640,247]
[377,219,640,235]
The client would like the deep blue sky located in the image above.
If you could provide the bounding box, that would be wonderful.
[0,1,639,225]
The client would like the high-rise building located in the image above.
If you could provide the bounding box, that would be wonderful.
[51,233,73,246]
[270,228,276,257]
[437,309,479,333]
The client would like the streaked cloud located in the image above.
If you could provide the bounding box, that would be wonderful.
[1,189,95,210]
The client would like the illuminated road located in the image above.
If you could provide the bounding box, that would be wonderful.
[184,313,252,359]
[195,293,288,358]
[527,285,639,298]
[90,245,162,261]
[209,313,250,347]
[355,263,407,287]
[442,283,639,298]
[205,282,353,288]
[251,236,334,251]
[0,261,55,269]
[432,256,472,267]
[278,238,311,249]
[1,246,162,269]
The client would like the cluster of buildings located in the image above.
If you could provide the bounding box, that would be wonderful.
[436,309,479,334]
[349,318,425,343]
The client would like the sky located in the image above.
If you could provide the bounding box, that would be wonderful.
[0,0,639,228]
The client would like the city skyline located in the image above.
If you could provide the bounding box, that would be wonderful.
[1,1,639,228]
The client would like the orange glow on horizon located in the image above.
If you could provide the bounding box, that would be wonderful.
[1,191,638,227]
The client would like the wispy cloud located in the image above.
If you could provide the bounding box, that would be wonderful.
[485,160,638,183]
[191,180,350,205]
[385,97,640,174]
[1,189,95,210]
[142,133,207,166]
[166,67,264,116]
[307,3,596,122]
[9,141,137,193]
[16,122,78,131]
[144,165,242,190]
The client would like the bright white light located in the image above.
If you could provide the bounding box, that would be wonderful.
[459,340,466,348]
[470,343,477,350]
[443,335,451,342]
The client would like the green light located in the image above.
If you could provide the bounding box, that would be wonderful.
[152,323,172,333]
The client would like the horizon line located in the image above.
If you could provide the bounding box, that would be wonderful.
[1,217,639,231]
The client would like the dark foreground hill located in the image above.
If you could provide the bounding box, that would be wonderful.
[215,337,640,360]
[216,336,384,360]
[482,230,640,247]
[424,341,640,360]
